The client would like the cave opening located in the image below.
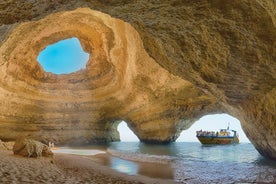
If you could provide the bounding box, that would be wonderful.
[37,37,89,74]
[117,121,139,142]
[176,113,250,143]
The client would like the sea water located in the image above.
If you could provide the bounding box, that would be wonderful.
[56,142,276,183]
[108,142,276,183]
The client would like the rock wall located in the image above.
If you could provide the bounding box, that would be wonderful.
[0,8,216,145]
[0,1,275,159]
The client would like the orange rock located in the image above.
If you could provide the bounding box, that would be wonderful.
[0,1,275,159]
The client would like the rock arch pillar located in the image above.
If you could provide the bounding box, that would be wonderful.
[0,2,275,161]
[238,90,276,159]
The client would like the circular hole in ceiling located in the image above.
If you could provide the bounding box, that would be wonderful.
[37,37,89,74]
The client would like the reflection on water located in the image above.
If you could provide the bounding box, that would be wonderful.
[108,157,174,179]
[53,142,276,183]
[110,157,138,175]
[53,147,174,179]
[94,154,174,179]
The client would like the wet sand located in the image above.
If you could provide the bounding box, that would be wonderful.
[91,153,175,179]
[0,149,175,184]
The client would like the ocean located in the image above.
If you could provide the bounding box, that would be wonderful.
[55,142,276,183]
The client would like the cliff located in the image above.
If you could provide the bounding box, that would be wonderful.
[0,0,275,159]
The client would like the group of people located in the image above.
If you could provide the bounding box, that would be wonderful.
[196,130,218,137]
[196,129,231,137]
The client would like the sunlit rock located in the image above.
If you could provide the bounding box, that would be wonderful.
[13,138,53,158]
[0,139,14,150]
[0,1,275,159]
[0,8,213,146]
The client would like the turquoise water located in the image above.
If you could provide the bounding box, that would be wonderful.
[108,142,276,183]
[58,142,276,183]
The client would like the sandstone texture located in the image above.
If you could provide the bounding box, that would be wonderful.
[0,1,275,159]
[13,138,53,157]
[0,139,14,150]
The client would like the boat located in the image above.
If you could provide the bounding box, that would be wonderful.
[196,125,239,145]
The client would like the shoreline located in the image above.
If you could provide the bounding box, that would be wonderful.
[0,149,176,184]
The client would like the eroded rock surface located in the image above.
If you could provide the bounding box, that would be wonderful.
[13,138,53,157]
[0,8,215,145]
[0,1,275,159]
[0,139,14,150]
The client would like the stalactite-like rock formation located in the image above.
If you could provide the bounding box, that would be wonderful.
[0,1,275,159]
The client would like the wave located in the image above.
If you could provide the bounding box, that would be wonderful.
[107,148,176,164]
[52,148,105,156]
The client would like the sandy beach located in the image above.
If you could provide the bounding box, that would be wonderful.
[0,149,175,184]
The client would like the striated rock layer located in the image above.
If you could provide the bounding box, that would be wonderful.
[13,138,53,158]
[0,8,215,145]
[0,1,275,159]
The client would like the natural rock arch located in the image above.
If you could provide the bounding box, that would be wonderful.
[0,1,275,160]
[0,8,214,145]
[117,121,139,142]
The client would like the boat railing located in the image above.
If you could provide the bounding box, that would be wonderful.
[196,130,217,137]
[196,130,234,137]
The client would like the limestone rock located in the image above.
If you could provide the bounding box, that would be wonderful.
[0,1,275,160]
[0,140,14,150]
[0,140,7,150]
[0,7,214,146]
[0,142,5,150]
[13,138,53,158]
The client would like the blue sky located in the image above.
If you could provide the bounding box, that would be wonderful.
[37,38,250,143]
[37,37,89,74]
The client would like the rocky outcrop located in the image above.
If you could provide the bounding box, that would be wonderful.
[0,1,275,159]
[13,138,53,157]
[0,8,216,146]
[0,140,14,150]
